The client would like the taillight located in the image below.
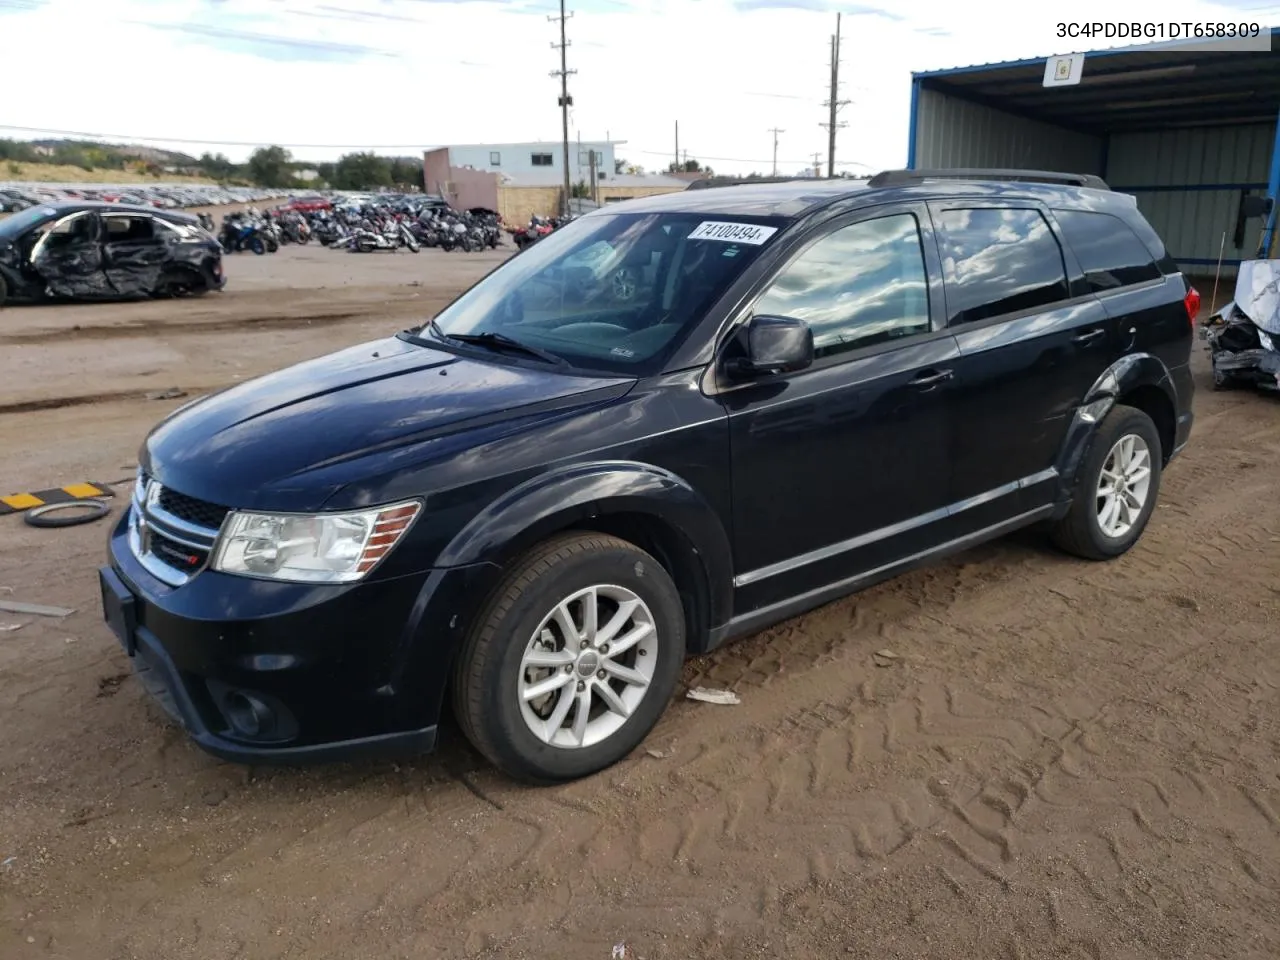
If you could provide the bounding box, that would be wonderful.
[1184,285,1200,327]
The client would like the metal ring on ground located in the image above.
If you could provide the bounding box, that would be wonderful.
[23,499,112,528]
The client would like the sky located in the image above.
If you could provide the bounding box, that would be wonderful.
[0,0,1277,176]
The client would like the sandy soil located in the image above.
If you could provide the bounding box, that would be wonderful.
[0,249,1278,960]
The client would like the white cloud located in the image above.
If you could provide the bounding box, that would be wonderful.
[0,0,1275,175]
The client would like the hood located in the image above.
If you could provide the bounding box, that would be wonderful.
[143,335,634,512]
[1229,260,1280,336]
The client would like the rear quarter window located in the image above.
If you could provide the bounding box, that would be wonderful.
[933,207,1070,325]
[1052,209,1162,293]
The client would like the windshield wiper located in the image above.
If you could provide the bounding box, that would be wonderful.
[442,330,567,367]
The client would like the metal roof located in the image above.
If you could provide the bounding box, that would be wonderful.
[913,28,1280,133]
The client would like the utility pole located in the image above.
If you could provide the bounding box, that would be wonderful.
[811,152,822,177]
[674,120,679,173]
[819,12,850,178]
[768,127,785,176]
[549,0,576,217]
[589,149,598,204]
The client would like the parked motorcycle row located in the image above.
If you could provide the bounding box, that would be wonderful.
[210,199,574,260]
[510,214,574,251]
[215,208,311,255]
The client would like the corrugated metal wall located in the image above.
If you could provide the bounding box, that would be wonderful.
[914,87,1102,174]
[912,86,1276,276]
[1106,123,1276,275]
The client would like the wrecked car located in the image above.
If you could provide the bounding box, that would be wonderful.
[0,202,225,308]
[1202,259,1280,393]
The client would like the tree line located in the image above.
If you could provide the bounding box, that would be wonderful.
[233,146,425,191]
[2,138,425,191]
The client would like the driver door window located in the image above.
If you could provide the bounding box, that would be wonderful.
[753,213,931,359]
[40,211,99,250]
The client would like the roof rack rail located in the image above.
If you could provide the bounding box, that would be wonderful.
[866,168,1110,191]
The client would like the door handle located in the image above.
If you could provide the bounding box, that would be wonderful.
[908,368,954,389]
[1071,328,1106,345]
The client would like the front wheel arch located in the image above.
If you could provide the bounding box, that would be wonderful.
[431,464,734,643]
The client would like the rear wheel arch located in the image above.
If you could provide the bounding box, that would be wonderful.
[1116,383,1175,464]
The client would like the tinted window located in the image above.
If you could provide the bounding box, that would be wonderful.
[754,213,931,359]
[935,207,1069,325]
[103,216,155,242]
[1052,209,1161,292]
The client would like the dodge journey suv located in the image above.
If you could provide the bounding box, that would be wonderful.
[100,169,1196,782]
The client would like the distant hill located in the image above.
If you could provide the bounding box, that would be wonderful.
[27,139,200,166]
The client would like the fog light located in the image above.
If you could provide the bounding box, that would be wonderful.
[224,691,274,738]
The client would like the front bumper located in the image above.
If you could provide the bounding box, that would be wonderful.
[101,511,494,764]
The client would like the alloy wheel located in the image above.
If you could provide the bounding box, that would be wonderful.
[1096,433,1152,538]
[518,584,657,749]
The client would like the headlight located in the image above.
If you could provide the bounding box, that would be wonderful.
[211,501,420,583]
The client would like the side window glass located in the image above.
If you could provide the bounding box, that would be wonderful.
[753,213,931,359]
[103,216,155,243]
[935,208,1069,325]
[1052,209,1162,293]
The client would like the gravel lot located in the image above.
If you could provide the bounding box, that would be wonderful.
[1,247,1278,960]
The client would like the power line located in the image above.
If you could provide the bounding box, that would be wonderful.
[0,124,439,151]
[0,124,877,172]
[629,147,871,169]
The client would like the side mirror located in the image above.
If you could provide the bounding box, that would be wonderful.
[727,314,814,379]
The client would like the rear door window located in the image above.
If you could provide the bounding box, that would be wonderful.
[102,215,156,243]
[933,207,1070,325]
[1052,209,1162,293]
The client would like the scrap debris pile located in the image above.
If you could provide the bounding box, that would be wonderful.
[1203,260,1280,393]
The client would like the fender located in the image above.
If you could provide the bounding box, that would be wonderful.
[434,459,735,632]
[1053,352,1177,503]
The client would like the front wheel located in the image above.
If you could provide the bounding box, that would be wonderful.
[453,533,686,783]
[249,237,266,255]
[1051,404,1162,560]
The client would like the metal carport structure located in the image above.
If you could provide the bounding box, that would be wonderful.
[907,29,1280,276]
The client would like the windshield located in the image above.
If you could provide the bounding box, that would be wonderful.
[0,205,60,241]
[413,211,784,374]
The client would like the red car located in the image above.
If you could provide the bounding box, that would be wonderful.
[283,195,332,213]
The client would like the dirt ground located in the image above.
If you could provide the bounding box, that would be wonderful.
[0,249,1277,960]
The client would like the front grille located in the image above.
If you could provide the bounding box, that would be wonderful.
[131,471,227,586]
[157,487,230,530]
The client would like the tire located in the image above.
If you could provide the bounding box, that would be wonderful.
[1051,404,1163,561]
[0,272,7,309]
[356,237,377,253]
[452,532,686,783]
[249,237,266,255]
[23,499,111,528]
[156,267,207,299]
[406,239,420,253]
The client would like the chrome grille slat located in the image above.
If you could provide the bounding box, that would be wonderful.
[129,470,227,586]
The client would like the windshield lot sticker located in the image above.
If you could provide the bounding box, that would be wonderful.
[688,221,777,245]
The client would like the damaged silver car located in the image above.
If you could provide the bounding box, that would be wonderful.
[0,202,225,308]
[1202,259,1280,393]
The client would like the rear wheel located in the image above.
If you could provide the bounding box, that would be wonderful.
[1051,404,1162,560]
[453,533,685,783]
[0,272,7,309]
[157,267,207,298]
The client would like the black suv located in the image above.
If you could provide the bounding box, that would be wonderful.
[99,169,1197,782]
